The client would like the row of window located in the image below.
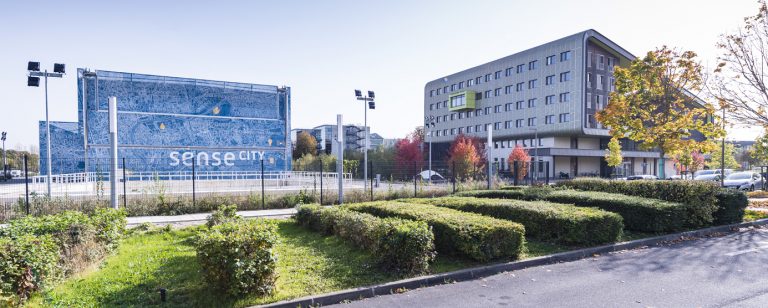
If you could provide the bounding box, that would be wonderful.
[429,51,573,97]
[430,92,571,115]
[586,73,614,91]
[433,113,572,137]
[587,52,615,71]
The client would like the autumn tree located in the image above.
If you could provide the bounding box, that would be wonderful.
[596,46,724,179]
[707,142,741,169]
[673,151,705,178]
[293,131,317,160]
[751,130,768,165]
[710,1,768,126]
[395,128,424,179]
[447,134,483,180]
[604,138,623,177]
[508,144,530,181]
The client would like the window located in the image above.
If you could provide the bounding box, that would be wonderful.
[443,115,448,122]
[429,104,434,110]
[429,90,435,97]
[505,120,513,129]
[516,82,524,92]
[450,113,456,120]
[467,111,473,118]
[450,93,467,108]
[451,128,456,135]
[587,52,593,68]
[559,113,572,123]
[608,57,614,71]
[560,50,572,62]
[494,88,501,96]
[494,122,501,130]
[443,101,448,108]
[545,95,555,105]
[475,124,482,132]
[516,119,524,127]
[505,103,514,111]
[528,60,538,70]
[458,112,464,119]
[560,71,571,82]
[458,127,463,134]
[505,67,513,76]
[435,130,441,137]
[597,75,604,90]
[595,94,604,109]
[483,124,489,131]
[443,86,448,93]
[485,74,492,82]
[436,88,441,95]
[458,81,464,89]
[516,64,525,73]
[484,90,492,98]
[610,77,616,92]
[528,79,538,89]
[450,84,456,91]
[545,115,554,124]
[586,93,593,109]
[494,105,502,113]
[475,109,483,116]
[528,117,537,126]
[436,116,440,123]
[494,71,502,79]
[467,126,473,133]
[467,79,474,87]
[545,75,554,85]
[505,85,513,94]
[546,55,555,65]
[559,92,571,102]
[484,106,491,114]
[598,55,605,70]
[587,73,592,88]
[476,76,482,84]
[528,98,537,108]
[516,101,524,110]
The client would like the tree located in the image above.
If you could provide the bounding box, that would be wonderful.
[752,130,768,165]
[394,128,424,180]
[707,142,741,169]
[293,131,317,160]
[604,138,623,177]
[596,46,724,179]
[447,134,483,180]
[508,144,530,181]
[711,1,768,126]
[673,150,705,177]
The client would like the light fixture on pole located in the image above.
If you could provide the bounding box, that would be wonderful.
[355,89,375,191]
[424,116,435,183]
[27,61,65,196]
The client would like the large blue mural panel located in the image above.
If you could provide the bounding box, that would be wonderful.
[39,121,85,175]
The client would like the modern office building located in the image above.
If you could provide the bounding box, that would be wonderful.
[291,124,383,156]
[40,69,291,175]
[424,29,695,178]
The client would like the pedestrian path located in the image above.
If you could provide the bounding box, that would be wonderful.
[126,208,297,225]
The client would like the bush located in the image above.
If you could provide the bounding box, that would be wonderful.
[346,202,525,261]
[714,189,749,225]
[403,197,623,245]
[206,205,242,228]
[295,204,435,274]
[196,219,278,296]
[556,178,720,227]
[0,235,60,304]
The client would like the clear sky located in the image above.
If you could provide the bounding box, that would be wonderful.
[0,0,762,151]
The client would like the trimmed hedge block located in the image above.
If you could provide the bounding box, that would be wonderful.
[296,204,435,274]
[714,189,749,225]
[346,202,525,261]
[403,197,623,245]
[196,219,278,296]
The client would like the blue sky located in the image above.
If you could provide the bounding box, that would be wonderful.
[0,0,761,151]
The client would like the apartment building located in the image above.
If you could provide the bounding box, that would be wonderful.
[424,29,680,178]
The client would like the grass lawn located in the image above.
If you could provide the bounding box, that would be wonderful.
[25,219,674,307]
[744,209,768,222]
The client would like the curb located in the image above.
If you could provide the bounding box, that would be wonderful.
[258,218,768,308]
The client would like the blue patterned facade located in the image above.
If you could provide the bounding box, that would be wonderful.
[40,69,291,175]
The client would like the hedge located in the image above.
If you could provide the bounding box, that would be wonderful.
[346,202,525,261]
[0,235,60,304]
[295,204,435,274]
[459,189,688,232]
[402,197,623,245]
[196,219,278,296]
[555,178,722,227]
[714,189,749,225]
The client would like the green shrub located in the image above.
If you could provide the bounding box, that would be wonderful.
[0,235,60,303]
[206,204,242,228]
[346,202,525,261]
[556,178,720,227]
[196,219,278,296]
[403,197,623,245]
[295,204,435,274]
[714,189,749,225]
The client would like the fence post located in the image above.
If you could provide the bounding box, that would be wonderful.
[192,157,196,208]
[319,160,324,205]
[24,155,29,215]
[414,175,417,197]
[452,162,456,193]
[122,158,127,208]
[369,160,373,201]
[546,161,550,185]
[487,163,491,190]
[261,159,265,209]
[513,161,519,186]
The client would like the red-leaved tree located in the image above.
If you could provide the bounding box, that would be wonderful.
[395,128,424,179]
[508,145,531,181]
[447,134,485,180]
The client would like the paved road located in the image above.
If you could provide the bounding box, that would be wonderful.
[334,227,768,308]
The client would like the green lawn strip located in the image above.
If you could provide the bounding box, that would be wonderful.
[744,209,768,222]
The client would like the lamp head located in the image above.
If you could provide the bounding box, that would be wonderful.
[354,89,362,97]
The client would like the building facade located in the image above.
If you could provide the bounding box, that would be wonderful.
[424,29,679,178]
[292,124,383,156]
[40,69,291,175]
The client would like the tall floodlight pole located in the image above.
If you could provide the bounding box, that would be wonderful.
[355,90,375,191]
[27,62,65,196]
[487,124,493,189]
[721,107,726,187]
[424,116,435,183]
[530,128,538,181]
[109,97,119,209]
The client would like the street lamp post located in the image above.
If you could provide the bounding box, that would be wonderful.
[1,132,6,179]
[355,90,375,191]
[27,62,65,196]
[721,107,726,187]
[424,116,435,184]
[530,128,538,182]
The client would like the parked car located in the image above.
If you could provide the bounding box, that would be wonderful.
[694,169,734,178]
[9,170,22,177]
[626,174,658,180]
[693,174,721,182]
[418,170,446,183]
[722,171,764,191]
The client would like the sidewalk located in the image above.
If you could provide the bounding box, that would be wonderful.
[126,208,297,225]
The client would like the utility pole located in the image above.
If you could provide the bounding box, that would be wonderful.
[424,116,435,184]
[27,62,65,196]
[336,114,344,204]
[1,132,6,179]
[721,107,726,187]
[355,90,375,191]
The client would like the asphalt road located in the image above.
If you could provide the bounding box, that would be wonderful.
[334,227,768,308]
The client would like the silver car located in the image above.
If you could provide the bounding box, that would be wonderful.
[722,172,764,191]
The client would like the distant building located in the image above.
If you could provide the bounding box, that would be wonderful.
[291,124,385,156]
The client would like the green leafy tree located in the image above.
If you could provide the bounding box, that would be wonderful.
[752,130,768,165]
[293,131,317,160]
[604,138,623,176]
[596,47,724,179]
[707,142,741,169]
